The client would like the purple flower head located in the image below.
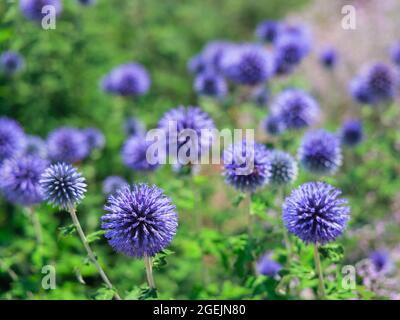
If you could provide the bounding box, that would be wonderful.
[83,128,105,151]
[273,51,295,76]
[19,0,62,21]
[0,51,25,75]
[122,136,160,172]
[102,176,128,195]
[102,183,178,258]
[369,250,391,274]
[222,140,271,192]
[349,76,375,105]
[255,20,281,43]
[39,162,87,210]
[283,182,350,244]
[277,23,312,53]
[187,54,206,75]
[319,47,338,69]
[47,127,89,163]
[267,150,298,186]
[221,44,274,86]
[101,63,151,97]
[202,40,234,72]
[271,89,320,130]
[389,42,400,66]
[298,129,342,175]
[274,34,308,66]
[194,72,227,98]
[0,117,25,164]
[0,156,48,206]
[23,135,47,159]
[261,115,286,136]
[340,119,363,147]
[256,253,282,277]
[124,117,146,137]
[77,0,96,6]
[252,87,269,107]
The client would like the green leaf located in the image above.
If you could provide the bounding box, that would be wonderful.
[87,230,106,243]
[58,224,76,237]
[232,193,246,207]
[95,287,117,300]
[319,244,344,263]
[152,249,174,270]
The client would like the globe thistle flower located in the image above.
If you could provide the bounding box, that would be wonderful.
[340,119,363,147]
[124,117,146,137]
[201,40,234,72]
[319,47,337,69]
[187,54,206,75]
[261,115,286,136]
[277,23,312,54]
[273,52,295,76]
[47,127,89,163]
[23,135,47,158]
[255,20,281,43]
[101,63,151,97]
[274,34,308,68]
[270,89,320,130]
[83,127,105,151]
[39,162,87,210]
[0,156,48,206]
[389,43,400,66]
[122,136,160,171]
[194,72,227,98]
[267,150,298,186]
[256,253,282,277]
[19,0,62,21]
[282,182,350,244]
[0,117,25,164]
[221,44,274,86]
[158,106,215,162]
[0,51,25,75]
[102,183,178,258]
[222,140,271,192]
[252,87,269,107]
[369,250,391,274]
[102,176,128,195]
[298,129,342,175]
[77,0,96,6]
[349,76,375,105]
[364,63,396,102]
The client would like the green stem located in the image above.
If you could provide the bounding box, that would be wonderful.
[247,192,253,237]
[27,207,43,245]
[144,253,156,289]
[67,206,122,300]
[279,188,292,263]
[314,243,326,299]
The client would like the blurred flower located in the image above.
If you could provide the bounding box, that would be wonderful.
[252,87,269,107]
[102,176,128,195]
[122,136,160,172]
[255,20,281,43]
[319,47,337,69]
[77,0,96,6]
[274,34,308,67]
[256,253,282,277]
[102,183,178,257]
[23,135,47,159]
[267,150,298,186]
[187,54,206,75]
[349,76,375,105]
[389,42,400,66]
[0,51,24,75]
[270,89,320,130]
[298,129,342,175]
[40,162,87,210]
[201,40,234,72]
[0,156,48,206]
[19,0,62,21]
[0,117,25,164]
[222,140,271,192]
[101,63,151,97]
[340,119,363,147]
[83,127,105,151]
[124,117,146,137]
[283,182,350,244]
[261,115,286,136]
[194,71,227,98]
[47,127,88,163]
[370,250,391,274]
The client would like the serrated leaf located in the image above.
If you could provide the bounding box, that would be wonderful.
[152,249,174,270]
[95,287,116,300]
[87,230,106,243]
[58,224,76,237]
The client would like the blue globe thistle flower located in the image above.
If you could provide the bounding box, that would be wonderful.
[255,20,281,43]
[39,162,87,210]
[277,23,312,53]
[256,253,282,277]
[364,63,396,102]
[23,135,47,159]
[0,51,25,75]
[124,117,146,137]
[252,87,269,107]
[340,119,363,147]
[158,106,215,162]
[274,34,307,67]
[77,0,96,6]
[0,117,25,164]
[202,40,234,72]
[47,127,89,163]
[349,76,375,105]
[0,156,48,206]
[102,183,178,258]
[194,72,227,98]
[298,129,342,175]
[267,150,298,186]
[270,89,320,130]
[261,115,286,136]
[319,47,337,69]
[19,0,62,21]
[187,54,206,75]
[282,182,350,244]
[101,63,151,97]
[83,128,105,151]
[222,140,271,192]
[389,43,400,66]
[122,136,160,172]
[102,176,128,195]
[222,44,274,86]
[369,250,391,273]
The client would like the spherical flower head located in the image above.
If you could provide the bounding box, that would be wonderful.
[101,63,151,97]
[23,135,47,158]
[298,129,342,175]
[222,44,274,86]
[202,40,234,72]
[102,183,178,258]
[47,127,89,163]
[158,106,215,162]
[389,43,400,66]
[222,140,271,192]
[124,117,146,137]
[349,76,375,105]
[39,162,87,210]
[102,176,128,195]
[256,253,282,277]
[319,47,337,69]
[252,87,269,107]
[267,150,298,186]
[273,51,295,76]
[255,20,281,43]
[122,136,160,172]
[19,0,62,21]
[369,250,391,274]
[0,156,48,206]
[340,119,363,147]
[0,117,25,164]
[364,63,396,102]
[83,127,105,151]
[261,115,286,136]
[271,89,320,130]
[277,23,312,53]
[194,72,227,98]
[77,0,96,6]
[0,51,25,75]
[187,54,206,75]
[274,34,308,67]
[283,182,350,244]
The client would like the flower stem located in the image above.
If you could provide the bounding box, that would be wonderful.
[247,192,253,237]
[313,243,326,299]
[144,253,156,289]
[67,206,121,300]
[279,188,292,263]
[27,207,43,245]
